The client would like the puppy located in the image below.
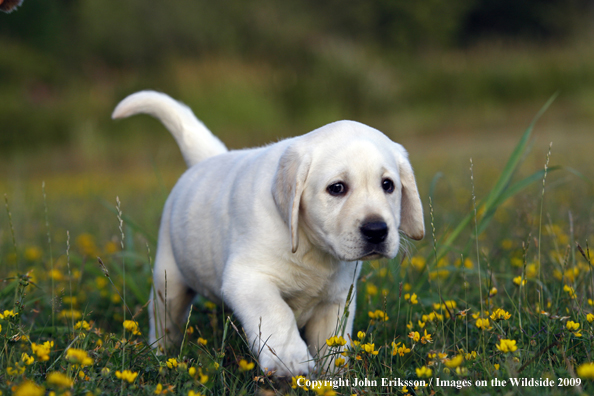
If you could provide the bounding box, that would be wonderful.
[112,91,424,377]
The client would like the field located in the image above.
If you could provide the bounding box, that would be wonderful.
[2,53,594,395]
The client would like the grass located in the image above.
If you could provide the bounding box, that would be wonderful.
[1,104,594,396]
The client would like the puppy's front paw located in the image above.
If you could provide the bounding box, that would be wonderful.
[259,342,314,378]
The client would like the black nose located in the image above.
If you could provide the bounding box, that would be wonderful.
[360,221,389,244]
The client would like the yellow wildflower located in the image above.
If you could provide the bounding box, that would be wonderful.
[31,341,53,361]
[76,233,98,256]
[238,359,255,371]
[198,368,208,384]
[366,283,378,296]
[21,353,34,365]
[0,309,18,319]
[559,284,574,300]
[444,355,464,369]
[368,309,389,322]
[418,320,426,328]
[123,320,141,336]
[475,318,491,330]
[291,376,309,391]
[429,268,450,280]
[66,348,93,366]
[154,383,163,395]
[24,246,43,261]
[577,362,594,380]
[326,335,347,347]
[7,366,25,375]
[494,364,500,370]
[411,256,426,271]
[197,337,207,346]
[464,351,477,360]
[489,287,498,297]
[166,358,178,369]
[115,370,138,383]
[511,257,523,267]
[525,263,538,278]
[496,339,518,353]
[420,329,433,344]
[361,343,379,355]
[463,258,474,269]
[357,331,366,340]
[513,276,527,286]
[188,391,203,396]
[392,342,411,356]
[490,308,511,321]
[422,311,443,322]
[456,367,469,376]
[404,293,418,304]
[408,331,420,343]
[13,381,44,396]
[95,276,108,289]
[334,357,346,367]
[566,321,581,336]
[314,384,337,396]
[415,366,433,378]
[104,240,120,254]
[58,309,82,320]
[74,320,91,331]
[587,313,594,323]
[47,372,73,389]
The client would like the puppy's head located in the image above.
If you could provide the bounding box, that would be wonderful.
[273,121,424,261]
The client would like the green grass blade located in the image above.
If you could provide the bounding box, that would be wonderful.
[482,93,558,211]
[476,166,561,235]
[433,94,558,262]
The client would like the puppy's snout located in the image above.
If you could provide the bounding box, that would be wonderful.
[360,221,388,244]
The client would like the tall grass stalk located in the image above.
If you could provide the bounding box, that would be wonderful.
[42,181,56,330]
[470,158,486,356]
[4,194,18,274]
[428,197,446,347]
[66,231,74,332]
[537,143,553,358]
[116,196,126,396]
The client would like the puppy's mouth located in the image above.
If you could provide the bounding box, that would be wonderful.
[356,249,389,261]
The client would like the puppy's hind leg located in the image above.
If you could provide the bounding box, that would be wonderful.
[149,238,196,353]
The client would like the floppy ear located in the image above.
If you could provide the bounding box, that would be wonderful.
[272,144,312,253]
[394,144,425,240]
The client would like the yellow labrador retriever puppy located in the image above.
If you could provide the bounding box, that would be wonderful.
[112,91,424,377]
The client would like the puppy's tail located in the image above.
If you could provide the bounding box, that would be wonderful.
[112,91,228,167]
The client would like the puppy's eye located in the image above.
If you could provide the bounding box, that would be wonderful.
[327,182,347,196]
[382,178,395,193]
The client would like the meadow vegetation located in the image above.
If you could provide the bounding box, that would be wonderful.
[2,2,594,395]
[1,90,594,395]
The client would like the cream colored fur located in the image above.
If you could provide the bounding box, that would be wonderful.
[112,91,424,377]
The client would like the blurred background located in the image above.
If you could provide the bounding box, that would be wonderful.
[1,0,594,245]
